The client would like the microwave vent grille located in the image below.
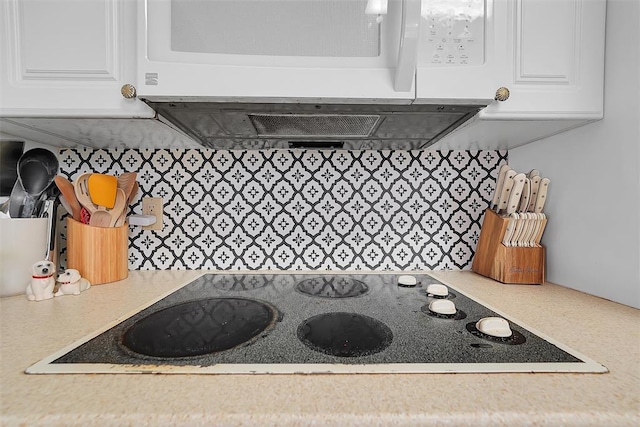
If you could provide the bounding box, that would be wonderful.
[248,114,380,138]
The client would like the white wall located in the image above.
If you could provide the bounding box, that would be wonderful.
[509,0,640,308]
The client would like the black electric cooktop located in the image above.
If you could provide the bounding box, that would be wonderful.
[27,273,606,374]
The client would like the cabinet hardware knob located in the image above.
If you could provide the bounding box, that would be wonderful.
[121,84,137,99]
[495,87,510,102]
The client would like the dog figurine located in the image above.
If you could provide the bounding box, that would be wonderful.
[55,269,91,296]
[26,260,56,301]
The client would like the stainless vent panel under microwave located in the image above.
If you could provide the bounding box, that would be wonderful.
[148,102,482,150]
[248,114,381,138]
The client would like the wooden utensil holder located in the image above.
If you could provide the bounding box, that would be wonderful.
[472,209,546,285]
[67,218,128,285]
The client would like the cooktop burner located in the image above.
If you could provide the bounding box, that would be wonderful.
[122,297,279,358]
[26,273,607,375]
[295,276,369,298]
[297,312,393,357]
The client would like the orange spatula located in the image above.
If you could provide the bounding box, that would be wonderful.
[87,173,117,209]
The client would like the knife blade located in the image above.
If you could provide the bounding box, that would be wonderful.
[490,164,511,211]
[534,177,550,213]
[496,169,517,214]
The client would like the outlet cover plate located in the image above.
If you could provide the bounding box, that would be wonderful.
[142,197,163,230]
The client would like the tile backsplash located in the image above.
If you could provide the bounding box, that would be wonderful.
[59,149,507,271]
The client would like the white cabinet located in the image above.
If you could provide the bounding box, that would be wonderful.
[0,0,606,151]
[481,0,606,119]
[0,0,153,118]
[425,0,606,151]
[417,0,606,120]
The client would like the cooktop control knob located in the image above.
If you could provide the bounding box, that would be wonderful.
[398,275,417,287]
[428,299,456,315]
[476,317,512,338]
[426,283,448,297]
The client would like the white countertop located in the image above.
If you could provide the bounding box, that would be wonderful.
[1,270,638,426]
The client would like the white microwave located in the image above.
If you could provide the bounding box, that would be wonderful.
[137,0,493,104]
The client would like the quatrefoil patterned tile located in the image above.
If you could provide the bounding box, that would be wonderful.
[58,148,507,271]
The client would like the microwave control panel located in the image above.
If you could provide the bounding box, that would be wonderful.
[420,0,485,66]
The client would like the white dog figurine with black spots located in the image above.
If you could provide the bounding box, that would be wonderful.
[26,260,56,301]
[55,269,91,296]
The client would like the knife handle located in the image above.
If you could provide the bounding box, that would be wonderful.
[497,170,517,214]
[518,178,531,213]
[525,213,539,247]
[506,173,526,214]
[534,213,547,245]
[491,164,511,210]
[534,178,550,213]
[516,212,532,247]
[502,213,519,247]
[511,213,527,246]
[528,175,542,212]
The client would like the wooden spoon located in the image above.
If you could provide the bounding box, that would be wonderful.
[117,172,137,201]
[115,181,138,227]
[89,188,127,228]
[89,208,111,227]
[108,189,127,227]
[73,173,99,216]
[54,176,81,221]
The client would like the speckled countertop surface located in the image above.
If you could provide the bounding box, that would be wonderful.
[1,270,638,426]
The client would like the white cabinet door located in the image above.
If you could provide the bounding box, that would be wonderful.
[481,0,606,119]
[416,0,605,120]
[0,0,153,118]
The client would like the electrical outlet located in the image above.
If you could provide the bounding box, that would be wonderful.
[142,197,163,230]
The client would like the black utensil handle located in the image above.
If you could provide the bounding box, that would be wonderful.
[44,199,58,262]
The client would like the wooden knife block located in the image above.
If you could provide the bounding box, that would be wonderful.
[472,209,546,285]
[67,218,128,285]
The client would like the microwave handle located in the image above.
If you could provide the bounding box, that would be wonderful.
[394,0,421,92]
